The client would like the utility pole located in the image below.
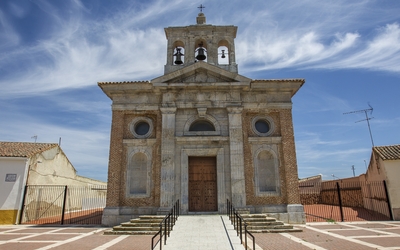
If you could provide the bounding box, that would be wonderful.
[351,165,355,177]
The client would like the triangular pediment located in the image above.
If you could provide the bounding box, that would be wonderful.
[151,61,251,85]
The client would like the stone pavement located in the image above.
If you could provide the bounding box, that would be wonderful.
[2,218,400,249]
[162,215,245,250]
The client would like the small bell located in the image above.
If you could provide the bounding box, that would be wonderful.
[221,50,226,58]
[196,47,206,61]
[174,48,184,65]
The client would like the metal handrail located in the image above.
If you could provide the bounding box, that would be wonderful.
[227,199,255,250]
[151,200,180,250]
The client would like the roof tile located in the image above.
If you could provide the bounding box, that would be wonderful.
[0,142,58,158]
[373,145,400,160]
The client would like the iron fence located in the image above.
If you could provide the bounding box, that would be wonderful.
[19,185,107,225]
[299,180,392,222]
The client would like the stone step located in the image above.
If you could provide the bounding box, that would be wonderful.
[241,214,274,219]
[248,228,303,233]
[138,215,166,220]
[247,222,291,228]
[104,230,158,235]
[240,213,303,233]
[129,218,163,222]
[243,218,282,223]
[247,225,294,230]
[104,214,172,235]
[112,226,161,232]
[120,222,161,227]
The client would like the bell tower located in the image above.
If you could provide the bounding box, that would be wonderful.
[164,11,238,74]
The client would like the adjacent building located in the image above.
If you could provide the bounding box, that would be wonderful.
[0,141,105,224]
[362,144,400,220]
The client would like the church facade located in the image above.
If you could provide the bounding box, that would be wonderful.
[99,13,305,226]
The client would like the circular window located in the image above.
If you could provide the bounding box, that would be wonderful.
[130,117,153,138]
[252,116,274,136]
[135,122,150,135]
[255,120,270,133]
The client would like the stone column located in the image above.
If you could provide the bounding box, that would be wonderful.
[227,107,246,207]
[159,107,177,210]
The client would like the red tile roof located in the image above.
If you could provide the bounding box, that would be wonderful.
[373,145,400,161]
[0,142,58,158]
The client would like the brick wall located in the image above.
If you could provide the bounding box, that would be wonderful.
[106,110,161,208]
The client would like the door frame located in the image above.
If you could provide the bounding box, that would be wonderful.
[180,147,225,214]
[188,156,218,212]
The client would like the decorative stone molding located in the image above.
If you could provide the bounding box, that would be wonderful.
[253,145,281,197]
[197,107,207,117]
[248,137,281,144]
[180,147,225,213]
[251,116,275,137]
[129,117,154,139]
[126,147,153,198]
[183,114,221,136]
[226,106,243,114]
[160,107,177,114]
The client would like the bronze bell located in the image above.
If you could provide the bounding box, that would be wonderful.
[221,49,226,58]
[174,48,184,65]
[196,47,206,61]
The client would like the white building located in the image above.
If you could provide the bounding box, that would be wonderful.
[0,141,105,224]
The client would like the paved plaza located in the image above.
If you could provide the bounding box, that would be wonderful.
[2,215,400,249]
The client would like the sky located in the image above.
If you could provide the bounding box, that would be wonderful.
[0,0,399,182]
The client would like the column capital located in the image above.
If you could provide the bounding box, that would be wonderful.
[227,106,243,114]
[160,107,177,114]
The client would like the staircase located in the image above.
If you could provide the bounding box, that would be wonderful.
[104,215,165,235]
[241,214,302,233]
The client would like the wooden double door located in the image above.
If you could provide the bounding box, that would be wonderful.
[188,157,218,212]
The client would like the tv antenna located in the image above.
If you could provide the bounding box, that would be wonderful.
[343,103,375,147]
[31,135,38,143]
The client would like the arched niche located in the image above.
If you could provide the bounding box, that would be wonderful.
[127,150,152,197]
[189,120,215,131]
[184,114,220,136]
[218,40,230,65]
[254,147,280,196]
[195,39,208,62]
[173,40,185,65]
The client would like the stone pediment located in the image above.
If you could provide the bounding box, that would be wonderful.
[151,61,251,85]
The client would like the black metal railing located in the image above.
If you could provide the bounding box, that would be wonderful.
[19,185,107,225]
[299,180,392,222]
[151,200,180,250]
[227,199,255,250]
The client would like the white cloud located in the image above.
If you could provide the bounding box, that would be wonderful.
[1,0,400,98]
[321,23,400,72]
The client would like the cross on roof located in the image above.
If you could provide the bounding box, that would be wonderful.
[198,4,205,12]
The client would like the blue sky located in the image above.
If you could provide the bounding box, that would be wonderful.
[0,0,399,182]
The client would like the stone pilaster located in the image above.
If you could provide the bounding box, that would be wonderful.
[227,107,246,207]
[280,109,301,204]
[159,107,177,209]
